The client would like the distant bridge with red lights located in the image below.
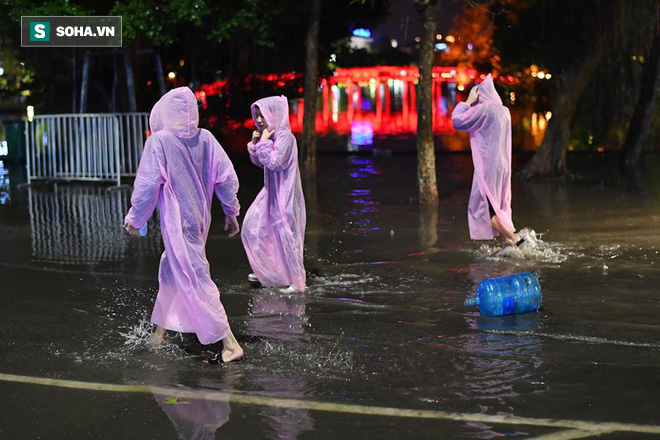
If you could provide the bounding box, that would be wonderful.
[195,66,515,139]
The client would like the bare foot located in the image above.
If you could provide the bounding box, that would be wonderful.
[221,330,244,363]
[201,330,244,364]
[148,325,166,348]
[221,345,244,363]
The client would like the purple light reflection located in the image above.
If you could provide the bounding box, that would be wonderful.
[345,157,382,235]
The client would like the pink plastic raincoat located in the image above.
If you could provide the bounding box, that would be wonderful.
[451,74,515,240]
[241,96,306,291]
[124,87,240,345]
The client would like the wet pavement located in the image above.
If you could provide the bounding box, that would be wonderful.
[0,153,659,439]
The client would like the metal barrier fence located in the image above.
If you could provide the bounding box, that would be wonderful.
[25,113,149,186]
[117,113,150,177]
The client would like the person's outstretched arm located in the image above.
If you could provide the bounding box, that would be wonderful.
[254,130,294,172]
[124,137,165,231]
[212,136,241,236]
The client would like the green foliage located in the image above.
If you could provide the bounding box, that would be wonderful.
[0,0,389,111]
[111,0,206,45]
[0,46,33,99]
[560,0,658,151]
[492,0,622,74]
[490,0,660,152]
[1,0,90,20]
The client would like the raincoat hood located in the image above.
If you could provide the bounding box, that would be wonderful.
[149,100,163,133]
[149,87,199,138]
[477,74,502,106]
[251,96,291,132]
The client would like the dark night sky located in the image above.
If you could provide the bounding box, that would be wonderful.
[373,0,466,45]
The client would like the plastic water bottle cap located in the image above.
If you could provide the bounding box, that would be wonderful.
[465,297,478,307]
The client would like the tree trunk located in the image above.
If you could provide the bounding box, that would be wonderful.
[155,53,166,97]
[415,0,439,205]
[518,49,604,180]
[111,57,118,113]
[302,168,320,272]
[123,51,137,112]
[72,48,78,113]
[79,52,90,113]
[301,0,321,171]
[420,205,438,249]
[620,5,660,171]
[189,27,199,90]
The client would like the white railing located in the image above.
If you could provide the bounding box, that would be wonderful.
[25,113,149,186]
[117,113,150,177]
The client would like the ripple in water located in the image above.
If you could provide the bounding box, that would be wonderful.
[311,273,378,288]
[247,340,358,380]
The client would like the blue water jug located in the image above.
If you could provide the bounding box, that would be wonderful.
[465,272,542,316]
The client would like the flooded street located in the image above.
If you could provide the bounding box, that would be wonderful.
[0,153,658,439]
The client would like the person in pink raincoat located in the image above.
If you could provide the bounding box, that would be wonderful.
[241,96,306,292]
[124,87,243,364]
[451,74,522,246]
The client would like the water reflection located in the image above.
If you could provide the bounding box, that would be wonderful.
[467,259,518,286]
[28,186,161,264]
[419,207,439,251]
[248,292,308,341]
[454,312,545,438]
[0,161,10,205]
[246,290,314,438]
[148,368,313,440]
[150,375,237,440]
[460,312,543,396]
[344,157,382,236]
[251,374,314,440]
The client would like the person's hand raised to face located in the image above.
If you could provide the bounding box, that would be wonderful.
[466,85,479,106]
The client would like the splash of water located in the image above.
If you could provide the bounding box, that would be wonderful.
[477,228,570,263]
[118,317,190,360]
[118,316,155,350]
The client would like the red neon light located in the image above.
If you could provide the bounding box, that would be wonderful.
[199,66,517,144]
[196,66,516,99]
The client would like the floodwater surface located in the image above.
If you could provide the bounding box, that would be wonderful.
[0,153,658,439]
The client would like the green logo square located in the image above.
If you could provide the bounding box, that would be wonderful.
[30,22,50,41]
